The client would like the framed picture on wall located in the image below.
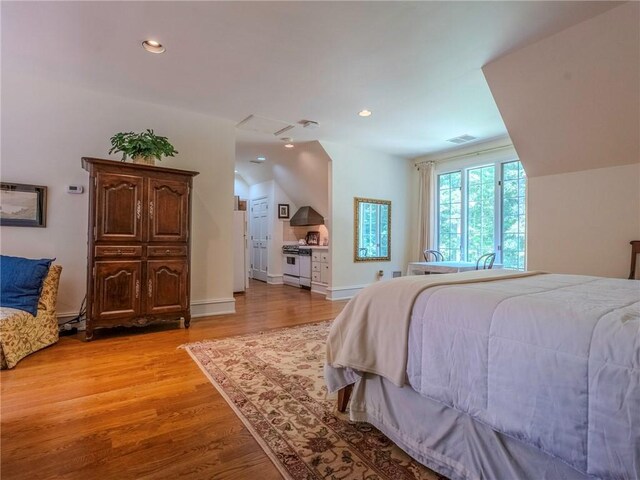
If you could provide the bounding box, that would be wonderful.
[278,203,290,219]
[0,183,47,227]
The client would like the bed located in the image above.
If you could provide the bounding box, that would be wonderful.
[325,270,640,480]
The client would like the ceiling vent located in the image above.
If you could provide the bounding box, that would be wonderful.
[236,114,294,136]
[447,134,477,144]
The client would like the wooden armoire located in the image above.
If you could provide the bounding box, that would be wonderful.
[82,158,199,340]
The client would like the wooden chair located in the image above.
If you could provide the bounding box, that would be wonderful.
[629,241,640,279]
[423,249,444,262]
[476,253,496,270]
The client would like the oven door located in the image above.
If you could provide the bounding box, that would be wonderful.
[283,254,300,277]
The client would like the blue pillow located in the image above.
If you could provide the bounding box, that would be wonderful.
[0,255,54,316]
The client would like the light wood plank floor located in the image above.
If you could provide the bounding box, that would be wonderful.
[1,281,346,479]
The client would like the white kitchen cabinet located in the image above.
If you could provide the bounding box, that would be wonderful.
[321,263,329,284]
[311,248,329,287]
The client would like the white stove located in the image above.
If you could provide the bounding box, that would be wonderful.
[282,245,311,289]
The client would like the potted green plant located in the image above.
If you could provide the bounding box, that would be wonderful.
[109,129,178,165]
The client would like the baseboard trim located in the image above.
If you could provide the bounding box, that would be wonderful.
[325,284,370,301]
[191,297,236,318]
[310,282,328,297]
[58,297,237,323]
[267,274,283,285]
[57,312,80,324]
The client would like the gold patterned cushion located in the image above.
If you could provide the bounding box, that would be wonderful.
[38,264,62,313]
[1,264,62,369]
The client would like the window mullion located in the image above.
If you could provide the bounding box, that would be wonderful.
[496,162,503,266]
[461,170,467,262]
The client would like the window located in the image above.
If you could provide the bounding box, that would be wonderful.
[466,165,495,262]
[436,160,527,270]
[437,172,462,261]
[501,161,526,270]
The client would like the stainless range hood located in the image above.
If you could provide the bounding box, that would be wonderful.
[289,206,324,226]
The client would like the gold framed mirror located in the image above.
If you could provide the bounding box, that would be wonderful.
[354,197,391,262]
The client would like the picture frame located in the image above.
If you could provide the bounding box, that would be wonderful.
[306,231,320,246]
[278,203,290,219]
[0,183,47,228]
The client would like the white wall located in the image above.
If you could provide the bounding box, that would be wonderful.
[528,164,640,278]
[483,2,639,178]
[418,137,516,174]
[1,73,236,318]
[321,141,412,299]
[234,175,250,199]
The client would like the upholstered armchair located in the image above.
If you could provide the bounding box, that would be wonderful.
[0,265,62,369]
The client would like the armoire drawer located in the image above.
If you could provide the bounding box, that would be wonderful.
[95,246,142,257]
[147,245,188,257]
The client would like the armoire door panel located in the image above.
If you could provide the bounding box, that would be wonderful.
[95,173,144,242]
[147,178,189,242]
[94,261,142,321]
[146,260,188,315]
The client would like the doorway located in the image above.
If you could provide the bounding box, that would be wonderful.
[250,196,269,282]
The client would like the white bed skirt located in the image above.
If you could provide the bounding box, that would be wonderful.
[348,373,591,480]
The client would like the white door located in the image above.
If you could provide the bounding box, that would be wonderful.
[250,197,269,282]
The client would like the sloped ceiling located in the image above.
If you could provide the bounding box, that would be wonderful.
[483,2,639,178]
[237,134,330,217]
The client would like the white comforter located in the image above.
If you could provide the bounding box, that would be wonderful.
[406,274,639,479]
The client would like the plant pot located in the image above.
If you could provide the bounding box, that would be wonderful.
[132,155,155,166]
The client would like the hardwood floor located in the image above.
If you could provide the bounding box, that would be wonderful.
[1,281,346,479]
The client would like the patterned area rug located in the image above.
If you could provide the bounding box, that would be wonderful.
[184,321,445,480]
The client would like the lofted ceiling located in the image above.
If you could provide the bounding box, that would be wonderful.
[2,1,621,170]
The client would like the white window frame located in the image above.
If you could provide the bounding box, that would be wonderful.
[435,157,526,269]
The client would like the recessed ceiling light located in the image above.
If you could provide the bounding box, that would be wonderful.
[358,109,372,117]
[234,170,238,173]
[142,40,166,54]
[284,143,294,149]
[257,156,266,161]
